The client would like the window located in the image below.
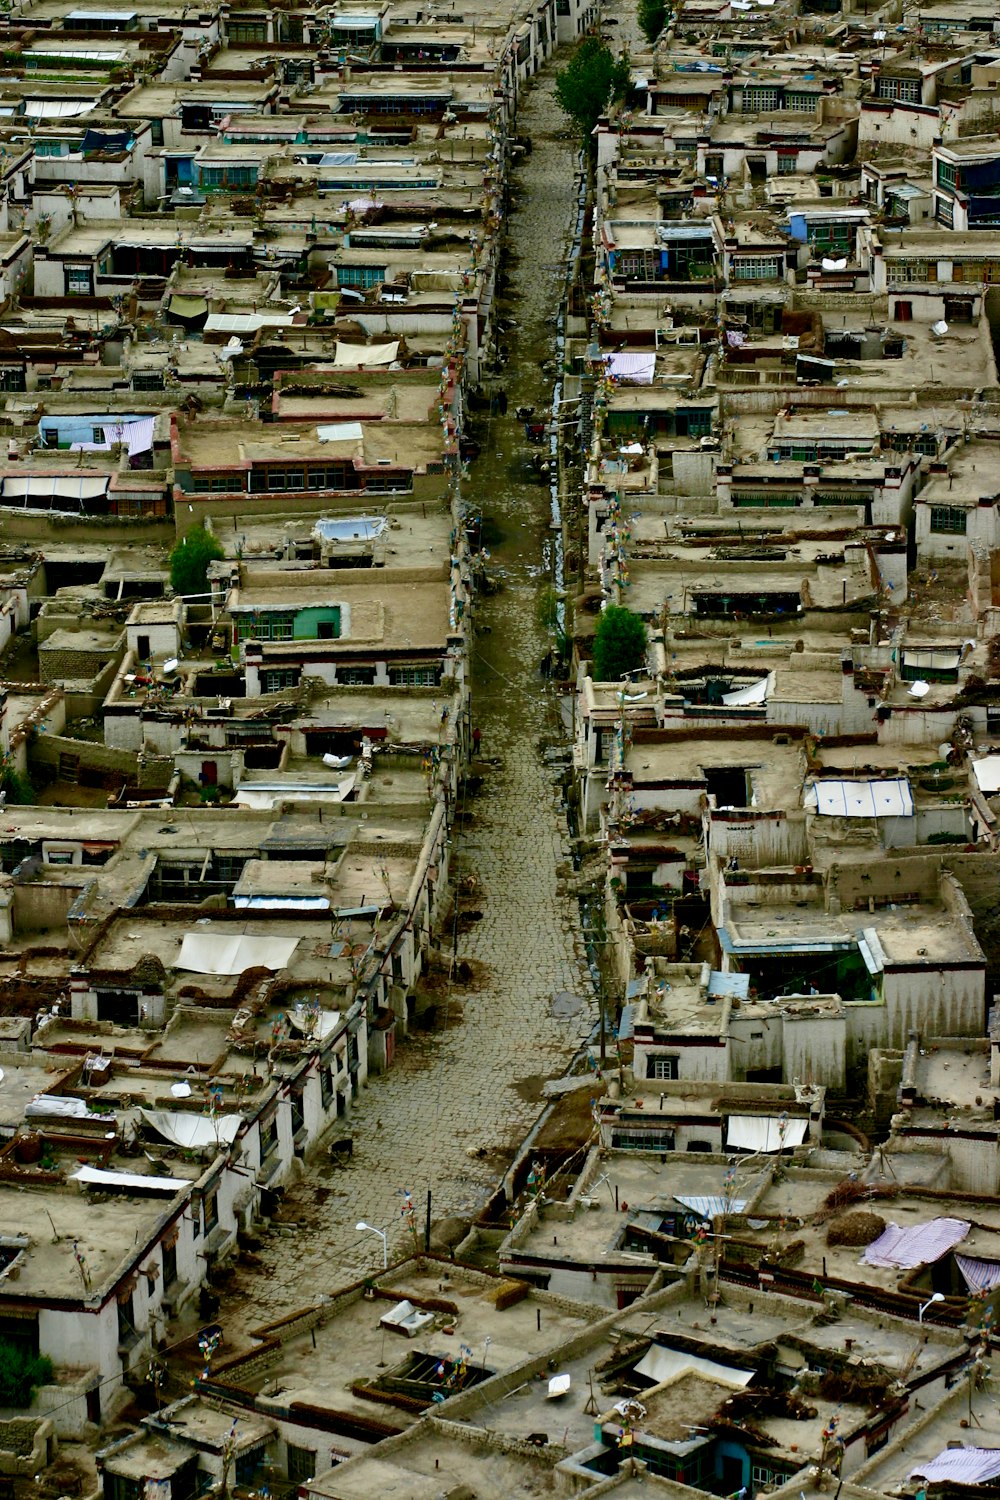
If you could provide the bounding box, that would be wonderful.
[876,75,920,102]
[617,250,659,280]
[744,86,780,110]
[150,119,164,146]
[228,19,266,40]
[336,264,387,289]
[203,1187,219,1234]
[287,1446,316,1484]
[649,1056,679,1079]
[193,473,241,492]
[785,91,816,110]
[116,1289,137,1348]
[611,1127,675,1150]
[936,159,958,191]
[132,371,165,391]
[732,255,782,281]
[337,666,376,685]
[260,1112,279,1159]
[237,611,295,641]
[929,504,967,534]
[0,367,25,392]
[777,154,797,174]
[262,668,299,692]
[321,1062,334,1107]
[65,264,93,296]
[936,195,955,227]
[886,258,933,283]
[389,665,440,686]
[163,1240,177,1288]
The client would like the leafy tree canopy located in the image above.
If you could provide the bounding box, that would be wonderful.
[169,524,224,598]
[554,37,631,144]
[637,0,669,43]
[0,1340,53,1408]
[592,605,647,681]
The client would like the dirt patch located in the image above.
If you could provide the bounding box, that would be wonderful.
[511,1073,550,1103]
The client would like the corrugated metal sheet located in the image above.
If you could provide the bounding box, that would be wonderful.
[863,1217,970,1269]
[955,1254,1000,1294]
[910,1450,1000,1485]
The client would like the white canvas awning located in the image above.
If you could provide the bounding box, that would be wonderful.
[726,1115,808,1152]
[175,931,299,975]
[722,673,773,706]
[71,1165,186,1193]
[634,1344,754,1388]
[24,99,95,118]
[604,351,656,385]
[140,1109,242,1149]
[973,756,1000,796]
[903,648,961,673]
[332,340,399,367]
[813,777,913,819]
[2,475,108,502]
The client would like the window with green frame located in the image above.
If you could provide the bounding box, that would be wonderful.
[929,504,967,534]
[936,159,958,191]
[336,264,386,288]
[236,611,295,641]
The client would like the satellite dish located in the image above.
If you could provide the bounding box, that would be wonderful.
[171,1081,192,1098]
[908,680,930,698]
[931,319,949,336]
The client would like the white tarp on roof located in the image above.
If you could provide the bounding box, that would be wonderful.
[726,1115,808,1152]
[333,340,399,367]
[813,777,913,819]
[203,312,294,334]
[71,1165,186,1193]
[175,931,299,975]
[317,421,364,443]
[973,756,1000,796]
[140,1109,242,1149]
[26,1095,98,1120]
[675,1194,747,1219]
[233,895,330,910]
[634,1344,754,1389]
[722,673,773,706]
[232,775,356,810]
[910,1451,1000,1485]
[604,351,656,385]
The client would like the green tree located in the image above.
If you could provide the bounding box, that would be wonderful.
[0,1340,53,1407]
[637,0,669,43]
[554,37,631,146]
[592,605,647,681]
[169,524,224,597]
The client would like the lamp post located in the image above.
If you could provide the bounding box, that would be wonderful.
[356,1221,388,1269]
[919,1292,945,1324]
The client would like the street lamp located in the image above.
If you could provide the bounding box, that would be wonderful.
[356,1221,387,1269]
[919,1292,945,1324]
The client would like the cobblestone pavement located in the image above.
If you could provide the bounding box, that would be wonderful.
[217,70,596,1330]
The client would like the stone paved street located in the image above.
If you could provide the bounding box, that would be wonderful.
[218,69,596,1329]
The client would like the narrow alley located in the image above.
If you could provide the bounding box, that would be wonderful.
[218,68,596,1330]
